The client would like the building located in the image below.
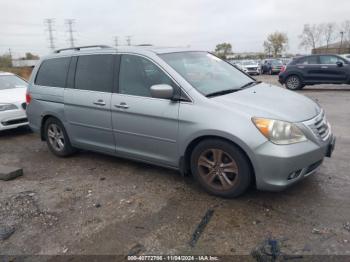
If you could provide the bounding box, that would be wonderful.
[312,41,350,55]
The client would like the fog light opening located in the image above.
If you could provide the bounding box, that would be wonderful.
[288,170,302,180]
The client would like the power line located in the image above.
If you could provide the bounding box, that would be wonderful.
[65,19,76,48]
[44,18,55,51]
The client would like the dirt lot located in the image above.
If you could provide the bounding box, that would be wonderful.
[1,75,350,259]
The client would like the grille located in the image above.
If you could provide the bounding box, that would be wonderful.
[309,111,330,141]
[1,118,28,126]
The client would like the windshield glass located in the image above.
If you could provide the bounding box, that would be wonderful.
[0,75,27,90]
[160,52,253,96]
[242,60,255,66]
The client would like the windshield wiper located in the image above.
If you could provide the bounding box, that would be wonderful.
[240,81,261,89]
[206,81,262,98]
[206,88,240,98]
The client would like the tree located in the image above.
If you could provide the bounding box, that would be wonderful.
[0,54,12,67]
[214,43,233,60]
[341,20,350,47]
[321,23,338,49]
[263,32,288,57]
[299,24,323,50]
[21,52,39,60]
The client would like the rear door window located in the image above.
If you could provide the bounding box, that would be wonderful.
[298,56,318,65]
[75,55,114,92]
[35,57,71,87]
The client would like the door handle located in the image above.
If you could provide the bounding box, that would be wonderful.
[321,66,328,69]
[114,102,129,109]
[93,99,106,106]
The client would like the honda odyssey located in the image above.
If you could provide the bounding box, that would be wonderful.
[26,45,335,197]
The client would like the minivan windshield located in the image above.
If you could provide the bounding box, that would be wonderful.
[160,52,254,97]
[0,75,27,90]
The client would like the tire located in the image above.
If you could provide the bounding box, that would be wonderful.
[285,75,303,90]
[44,117,76,157]
[190,139,252,198]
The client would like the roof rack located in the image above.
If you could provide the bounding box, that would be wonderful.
[53,45,111,53]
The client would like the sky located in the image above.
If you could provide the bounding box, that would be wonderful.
[1,0,349,58]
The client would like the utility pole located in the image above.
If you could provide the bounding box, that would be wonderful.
[66,19,76,48]
[114,36,119,47]
[126,35,132,46]
[339,31,344,54]
[44,18,55,51]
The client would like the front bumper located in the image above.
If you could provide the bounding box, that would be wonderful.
[254,133,335,191]
[0,108,28,131]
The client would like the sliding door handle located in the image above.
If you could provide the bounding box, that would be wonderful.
[93,99,106,106]
[114,102,129,109]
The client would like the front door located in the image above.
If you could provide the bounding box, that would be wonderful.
[111,54,180,166]
[318,55,348,83]
[64,54,116,153]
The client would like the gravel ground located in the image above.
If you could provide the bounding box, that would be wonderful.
[0,75,350,259]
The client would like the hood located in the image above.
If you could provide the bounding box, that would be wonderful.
[0,87,27,104]
[212,83,320,122]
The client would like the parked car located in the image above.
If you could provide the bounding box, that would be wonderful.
[281,58,292,65]
[261,59,283,74]
[26,45,335,197]
[340,54,350,61]
[240,60,260,75]
[279,54,350,90]
[0,72,28,131]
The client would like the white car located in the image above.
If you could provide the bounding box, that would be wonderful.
[240,60,261,75]
[340,54,350,61]
[0,72,29,131]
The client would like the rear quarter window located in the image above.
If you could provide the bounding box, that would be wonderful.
[35,57,71,87]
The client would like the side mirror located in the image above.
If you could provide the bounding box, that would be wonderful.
[336,61,343,67]
[150,84,174,99]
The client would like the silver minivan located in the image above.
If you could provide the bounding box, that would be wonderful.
[26,45,335,197]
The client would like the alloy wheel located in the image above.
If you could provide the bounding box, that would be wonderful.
[47,123,65,152]
[197,148,239,191]
[286,76,300,90]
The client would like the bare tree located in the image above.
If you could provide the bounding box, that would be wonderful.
[299,24,323,50]
[341,20,350,47]
[263,32,288,57]
[321,23,338,49]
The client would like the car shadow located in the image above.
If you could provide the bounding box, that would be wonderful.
[0,125,32,138]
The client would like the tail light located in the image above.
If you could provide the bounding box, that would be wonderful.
[280,65,286,73]
[26,91,32,104]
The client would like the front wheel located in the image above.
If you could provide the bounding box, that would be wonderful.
[191,139,252,198]
[285,75,303,90]
[44,118,76,157]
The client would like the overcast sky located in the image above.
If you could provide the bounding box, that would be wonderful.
[1,0,349,58]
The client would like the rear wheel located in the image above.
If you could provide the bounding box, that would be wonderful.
[285,75,303,90]
[44,118,76,157]
[191,139,252,198]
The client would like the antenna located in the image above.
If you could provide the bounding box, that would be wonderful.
[44,18,55,51]
[65,19,76,48]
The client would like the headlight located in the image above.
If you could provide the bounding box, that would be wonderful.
[252,117,307,145]
[0,103,18,111]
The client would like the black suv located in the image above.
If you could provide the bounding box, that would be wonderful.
[279,54,350,90]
